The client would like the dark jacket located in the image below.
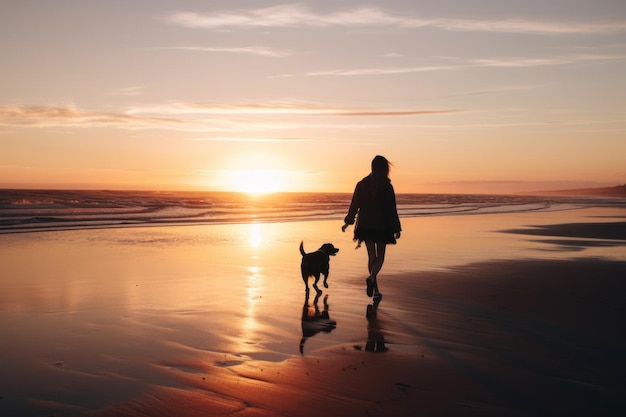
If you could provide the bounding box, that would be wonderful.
[344,175,401,234]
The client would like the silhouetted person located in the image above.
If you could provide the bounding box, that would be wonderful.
[342,155,401,302]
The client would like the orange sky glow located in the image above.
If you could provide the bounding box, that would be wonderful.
[1,2,625,194]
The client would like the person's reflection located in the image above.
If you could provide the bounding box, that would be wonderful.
[299,291,337,354]
[365,297,387,352]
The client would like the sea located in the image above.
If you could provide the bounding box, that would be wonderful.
[1,189,624,234]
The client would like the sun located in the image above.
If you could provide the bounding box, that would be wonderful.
[229,169,287,195]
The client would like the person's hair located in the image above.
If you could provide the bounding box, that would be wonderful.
[370,155,390,196]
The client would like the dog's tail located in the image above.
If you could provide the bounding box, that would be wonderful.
[299,241,306,256]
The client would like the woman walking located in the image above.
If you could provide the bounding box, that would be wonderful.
[342,155,401,301]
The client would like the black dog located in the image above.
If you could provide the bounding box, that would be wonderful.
[300,241,339,293]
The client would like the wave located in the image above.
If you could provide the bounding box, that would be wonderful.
[1,189,624,234]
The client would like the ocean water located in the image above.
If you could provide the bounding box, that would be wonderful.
[1,189,624,234]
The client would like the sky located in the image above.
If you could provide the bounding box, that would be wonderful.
[1,1,625,194]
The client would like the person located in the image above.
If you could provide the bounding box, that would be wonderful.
[342,155,401,301]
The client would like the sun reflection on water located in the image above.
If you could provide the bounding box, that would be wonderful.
[247,223,263,248]
[239,224,265,354]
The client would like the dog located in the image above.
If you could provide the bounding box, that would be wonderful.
[300,241,339,293]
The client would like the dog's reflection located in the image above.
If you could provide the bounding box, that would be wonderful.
[299,291,337,355]
[365,298,387,352]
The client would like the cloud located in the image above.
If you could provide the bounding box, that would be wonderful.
[427,18,626,35]
[472,52,625,67]
[406,117,623,131]
[472,57,572,68]
[0,105,182,129]
[295,65,456,77]
[276,52,625,78]
[166,5,626,34]
[187,137,307,142]
[163,45,290,57]
[166,5,395,29]
[127,102,462,117]
[441,91,490,99]
[0,103,462,133]
[105,86,145,97]
[330,109,462,116]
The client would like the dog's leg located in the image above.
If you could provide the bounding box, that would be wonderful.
[312,273,322,294]
[322,264,330,288]
[301,266,310,293]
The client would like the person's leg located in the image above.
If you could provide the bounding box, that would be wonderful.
[370,242,387,295]
[365,240,377,275]
[364,240,377,297]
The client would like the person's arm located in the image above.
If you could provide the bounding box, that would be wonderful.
[342,183,361,230]
[388,183,402,237]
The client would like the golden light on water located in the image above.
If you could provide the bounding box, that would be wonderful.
[247,223,263,248]
[239,257,264,353]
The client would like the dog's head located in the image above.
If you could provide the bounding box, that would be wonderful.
[319,243,339,256]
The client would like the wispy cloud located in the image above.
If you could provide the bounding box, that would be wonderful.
[0,105,182,129]
[291,65,456,77]
[105,86,145,96]
[127,102,462,117]
[161,45,290,57]
[405,118,624,130]
[472,52,626,68]
[330,109,462,116]
[276,52,626,78]
[187,136,307,142]
[1,103,461,132]
[428,18,626,35]
[167,5,626,34]
[166,6,395,29]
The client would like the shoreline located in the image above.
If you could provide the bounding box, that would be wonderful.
[3,189,625,236]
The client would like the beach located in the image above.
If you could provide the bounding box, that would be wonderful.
[1,204,626,416]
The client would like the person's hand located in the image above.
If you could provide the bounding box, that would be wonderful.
[341,224,349,232]
[394,232,401,239]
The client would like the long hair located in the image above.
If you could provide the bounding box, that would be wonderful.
[370,155,390,196]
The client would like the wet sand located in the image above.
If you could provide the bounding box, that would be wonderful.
[1,207,625,416]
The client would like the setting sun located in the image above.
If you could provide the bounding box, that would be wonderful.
[229,169,287,195]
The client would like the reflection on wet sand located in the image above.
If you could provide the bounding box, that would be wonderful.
[299,291,337,354]
[365,297,387,353]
